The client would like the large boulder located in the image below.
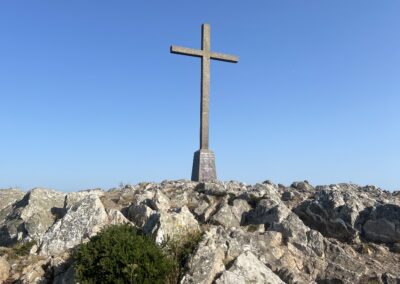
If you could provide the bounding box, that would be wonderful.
[182,227,226,284]
[192,194,220,222]
[294,184,400,244]
[210,198,250,228]
[64,189,104,209]
[18,258,48,284]
[215,251,285,284]
[243,193,311,251]
[196,181,228,196]
[0,188,65,246]
[0,188,25,210]
[127,203,154,227]
[362,204,400,243]
[39,194,128,256]
[293,184,375,241]
[0,189,26,246]
[143,205,200,244]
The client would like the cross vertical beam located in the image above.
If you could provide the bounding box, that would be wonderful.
[170,23,239,181]
[201,24,210,150]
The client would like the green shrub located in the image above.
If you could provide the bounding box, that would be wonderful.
[74,224,174,284]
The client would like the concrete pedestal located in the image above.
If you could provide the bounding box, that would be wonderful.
[191,149,217,182]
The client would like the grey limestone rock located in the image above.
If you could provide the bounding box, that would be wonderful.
[293,184,374,241]
[40,194,111,256]
[0,188,25,211]
[18,258,48,284]
[192,194,219,222]
[0,188,65,246]
[1,180,400,283]
[196,181,227,196]
[143,205,200,244]
[210,198,250,228]
[362,204,400,243]
[215,251,285,284]
[64,189,104,209]
[182,227,226,284]
[127,203,154,227]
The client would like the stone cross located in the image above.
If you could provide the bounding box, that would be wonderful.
[171,23,239,182]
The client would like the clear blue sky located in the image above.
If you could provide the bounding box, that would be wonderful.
[1,1,399,192]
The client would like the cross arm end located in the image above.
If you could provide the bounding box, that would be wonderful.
[210,52,239,63]
[170,45,203,57]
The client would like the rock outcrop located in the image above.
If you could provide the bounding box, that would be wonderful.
[0,179,399,283]
[215,251,285,284]
[0,188,64,246]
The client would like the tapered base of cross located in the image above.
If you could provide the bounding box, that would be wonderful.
[191,149,217,182]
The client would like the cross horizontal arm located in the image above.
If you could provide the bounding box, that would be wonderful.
[210,52,239,63]
[170,45,203,58]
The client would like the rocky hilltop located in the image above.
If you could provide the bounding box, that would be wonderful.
[0,180,400,283]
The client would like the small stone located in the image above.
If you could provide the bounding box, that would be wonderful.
[0,256,10,282]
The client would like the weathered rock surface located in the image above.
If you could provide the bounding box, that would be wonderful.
[145,205,200,244]
[0,188,65,246]
[182,227,226,284]
[362,204,400,243]
[0,188,25,211]
[215,251,285,284]
[0,180,399,283]
[0,256,10,282]
[293,184,400,245]
[18,258,47,284]
[211,198,250,228]
[39,194,129,256]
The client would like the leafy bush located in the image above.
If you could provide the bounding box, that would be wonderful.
[74,224,175,284]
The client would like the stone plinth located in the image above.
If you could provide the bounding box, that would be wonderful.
[191,149,217,182]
